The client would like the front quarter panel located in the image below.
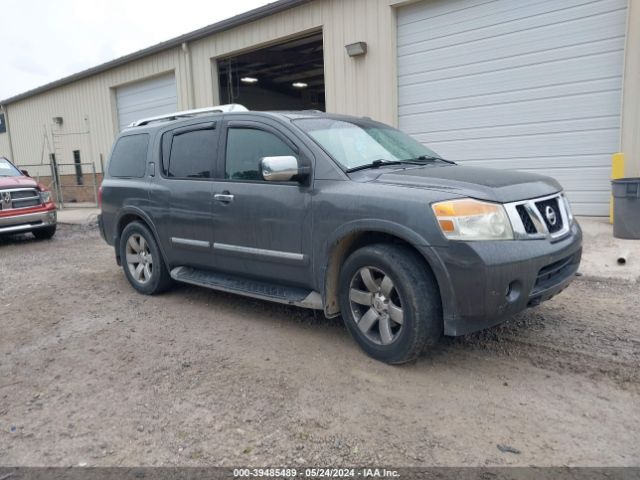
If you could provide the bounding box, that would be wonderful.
[312,178,461,308]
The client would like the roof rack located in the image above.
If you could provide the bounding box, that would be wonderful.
[128,104,248,127]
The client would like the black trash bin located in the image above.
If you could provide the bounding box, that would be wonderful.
[612,177,640,239]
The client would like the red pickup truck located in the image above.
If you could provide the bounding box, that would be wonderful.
[0,156,57,239]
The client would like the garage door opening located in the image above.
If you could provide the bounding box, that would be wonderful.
[218,32,325,111]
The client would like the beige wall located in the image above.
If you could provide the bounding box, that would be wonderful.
[0,0,399,177]
[621,0,640,176]
[1,47,190,177]
[188,0,398,124]
[1,0,638,179]
[0,107,13,161]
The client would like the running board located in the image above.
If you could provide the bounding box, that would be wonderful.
[170,266,323,310]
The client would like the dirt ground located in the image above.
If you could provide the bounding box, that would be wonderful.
[0,224,638,467]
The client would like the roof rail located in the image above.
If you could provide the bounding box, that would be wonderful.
[128,104,248,127]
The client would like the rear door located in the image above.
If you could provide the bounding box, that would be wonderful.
[209,118,314,287]
[150,121,219,269]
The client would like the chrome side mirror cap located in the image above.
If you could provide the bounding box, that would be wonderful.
[260,156,301,182]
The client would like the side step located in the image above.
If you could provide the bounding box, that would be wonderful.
[170,266,323,310]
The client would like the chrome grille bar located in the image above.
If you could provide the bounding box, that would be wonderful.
[504,193,571,240]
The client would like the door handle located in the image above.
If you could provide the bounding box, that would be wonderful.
[214,192,234,204]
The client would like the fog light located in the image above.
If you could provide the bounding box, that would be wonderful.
[505,281,521,303]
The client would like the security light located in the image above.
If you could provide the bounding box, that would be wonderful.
[241,77,259,84]
[292,82,308,89]
[345,42,367,57]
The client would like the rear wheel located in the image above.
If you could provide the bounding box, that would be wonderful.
[32,225,56,240]
[339,244,442,364]
[120,222,172,295]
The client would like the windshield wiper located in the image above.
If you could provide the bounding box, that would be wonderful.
[345,159,425,173]
[405,155,456,165]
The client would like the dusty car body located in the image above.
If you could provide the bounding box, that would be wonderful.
[99,108,582,363]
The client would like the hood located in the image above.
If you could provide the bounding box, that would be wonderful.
[0,175,39,190]
[369,164,562,203]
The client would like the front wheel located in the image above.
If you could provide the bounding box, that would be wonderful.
[339,244,442,364]
[120,222,172,295]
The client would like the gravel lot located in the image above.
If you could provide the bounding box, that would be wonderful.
[0,224,639,467]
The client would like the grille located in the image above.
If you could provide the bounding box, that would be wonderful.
[516,205,537,234]
[0,188,42,210]
[534,254,575,291]
[536,198,563,233]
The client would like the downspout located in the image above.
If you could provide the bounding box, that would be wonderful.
[182,42,196,109]
[0,104,16,161]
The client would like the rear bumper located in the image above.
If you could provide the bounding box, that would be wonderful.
[0,207,57,235]
[432,221,582,336]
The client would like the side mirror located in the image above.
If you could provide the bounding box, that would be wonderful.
[260,156,305,182]
[21,169,30,177]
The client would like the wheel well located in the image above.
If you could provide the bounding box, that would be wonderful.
[323,231,439,317]
[114,214,151,265]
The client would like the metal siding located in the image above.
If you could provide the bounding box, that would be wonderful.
[188,0,398,125]
[397,0,627,216]
[115,73,178,131]
[4,48,183,177]
[3,0,400,177]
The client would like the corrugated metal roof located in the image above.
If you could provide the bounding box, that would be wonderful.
[0,0,313,105]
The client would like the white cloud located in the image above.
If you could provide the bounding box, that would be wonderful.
[0,0,274,99]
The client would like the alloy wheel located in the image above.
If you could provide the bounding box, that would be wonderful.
[348,266,404,346]
[125,233,153,284]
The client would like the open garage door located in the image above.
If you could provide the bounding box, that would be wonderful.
[218,32,325,111]
[116,73,178,131]
[397,0,627,216]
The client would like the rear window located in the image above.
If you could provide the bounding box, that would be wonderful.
[108,134,149,178]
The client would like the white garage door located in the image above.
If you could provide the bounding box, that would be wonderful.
[116,73,178,131]
[397,0,627,215]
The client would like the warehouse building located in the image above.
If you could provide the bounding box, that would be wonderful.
[1,0,638,215]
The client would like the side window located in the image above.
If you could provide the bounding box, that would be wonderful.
[108,134,149,178]
[167,129,217,179]
[225,128,296,181]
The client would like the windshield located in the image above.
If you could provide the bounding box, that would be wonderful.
[0,157,22,177]
[294,118,441,170]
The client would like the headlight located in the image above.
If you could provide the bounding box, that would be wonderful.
[432,198,514,240]
[39,190,52,203]
[562,193,574,223]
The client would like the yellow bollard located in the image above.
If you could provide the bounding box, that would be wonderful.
[610,152,625,223]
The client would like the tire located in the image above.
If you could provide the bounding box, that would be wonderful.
[119,221,172,295]
[32,225,56,240]
[339,243,442,364]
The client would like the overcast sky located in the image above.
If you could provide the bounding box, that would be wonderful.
[0,0,274,100]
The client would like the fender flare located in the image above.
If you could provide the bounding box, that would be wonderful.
[318,219,456,324]
[113,206,170,268]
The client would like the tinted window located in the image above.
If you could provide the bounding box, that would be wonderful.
[225,128,296,181]
[167,129,217,179]
[108,134,149,178]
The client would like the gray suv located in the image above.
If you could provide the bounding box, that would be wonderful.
[98,107,582,364]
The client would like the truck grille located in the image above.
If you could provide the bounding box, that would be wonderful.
[0,188,42,210]
[535,197,563,234]
[505,193,571,240]
[516,205,537,234]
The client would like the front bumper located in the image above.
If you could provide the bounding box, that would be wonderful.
[432,221,582,336]
[0,207,57,235]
